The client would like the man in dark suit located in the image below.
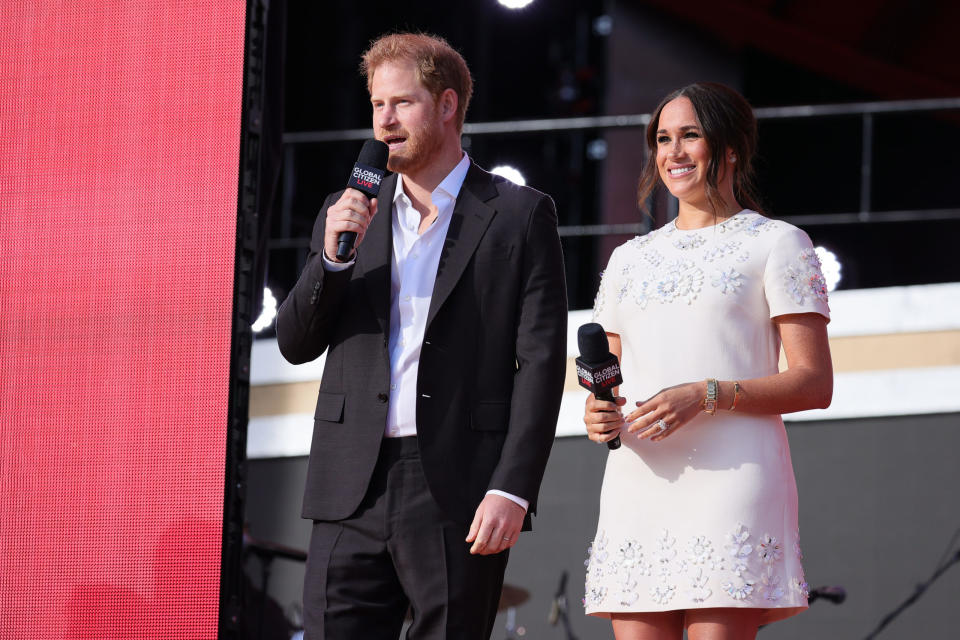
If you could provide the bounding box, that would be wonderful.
[276,32,567,639]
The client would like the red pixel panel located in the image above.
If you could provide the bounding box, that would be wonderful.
[0,2,246,637]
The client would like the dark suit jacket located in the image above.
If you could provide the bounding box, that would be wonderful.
[276,162,567,526]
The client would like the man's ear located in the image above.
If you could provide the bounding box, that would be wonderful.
[439,88,458,123]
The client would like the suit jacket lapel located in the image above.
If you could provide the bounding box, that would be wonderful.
[357,172,396,337]
[426,163,498,329]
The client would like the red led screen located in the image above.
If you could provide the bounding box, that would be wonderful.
[0,2,246,637]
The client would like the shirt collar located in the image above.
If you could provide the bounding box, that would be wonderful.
[392,152,471,205]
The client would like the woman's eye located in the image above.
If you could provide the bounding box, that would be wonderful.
[684,131,700,139]
[657,136,669,144]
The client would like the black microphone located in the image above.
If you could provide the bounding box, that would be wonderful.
[336,139,389,262]
[808,585,846,605]
[576,322,623,450]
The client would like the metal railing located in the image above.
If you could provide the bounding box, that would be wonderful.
[277,96,960,243]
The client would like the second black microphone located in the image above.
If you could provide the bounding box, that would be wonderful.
[576,322,624,450]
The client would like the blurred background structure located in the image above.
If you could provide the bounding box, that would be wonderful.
[243,1,960,639]
[258,0,960,328]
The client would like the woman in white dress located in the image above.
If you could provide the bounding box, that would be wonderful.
[582,83,833,640]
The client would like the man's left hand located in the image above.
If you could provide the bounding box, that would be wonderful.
[466,494,525,555]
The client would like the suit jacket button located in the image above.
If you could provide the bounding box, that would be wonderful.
[377,393,388,403]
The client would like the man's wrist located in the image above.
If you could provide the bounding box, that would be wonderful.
[486,490,529,513]
[322,248,355,270]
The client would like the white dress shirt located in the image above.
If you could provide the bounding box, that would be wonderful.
[385,155,467,438]
[323,153,527,512]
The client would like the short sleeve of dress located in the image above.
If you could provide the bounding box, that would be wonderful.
[592,246,623,334]
[763,226,830,322]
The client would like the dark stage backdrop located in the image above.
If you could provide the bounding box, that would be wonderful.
[0,1,245,637]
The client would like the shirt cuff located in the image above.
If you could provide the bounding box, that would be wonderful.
[322,250,355,271]
[486,490,529,513]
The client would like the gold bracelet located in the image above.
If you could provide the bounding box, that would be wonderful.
[729,381,742,411]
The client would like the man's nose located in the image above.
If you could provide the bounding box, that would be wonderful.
[376,106,397,129]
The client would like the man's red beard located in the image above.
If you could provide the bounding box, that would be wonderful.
[381,109,444,176]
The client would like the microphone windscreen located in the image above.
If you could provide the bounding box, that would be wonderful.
[578,322,610,363]
[358,139,389,169]
[346,139,390,199]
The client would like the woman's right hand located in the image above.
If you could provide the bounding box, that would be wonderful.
[584,394,627,444]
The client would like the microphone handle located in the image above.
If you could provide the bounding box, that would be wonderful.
[336,231,357,262]
[595,389,621,450]
[335,181,377,261]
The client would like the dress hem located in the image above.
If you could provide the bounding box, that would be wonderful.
[585,603,807,625]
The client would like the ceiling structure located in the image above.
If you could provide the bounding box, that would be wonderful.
[263,0,960,322]
[644,0,960,100]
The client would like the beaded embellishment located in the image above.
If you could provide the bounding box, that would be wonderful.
[784,248,829,304]
[584,524,808,610]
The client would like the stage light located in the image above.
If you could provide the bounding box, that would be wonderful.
[815,247,842,292]
[587,139,608,160]
[498,0,535,8]
[252,287,277,332]
[491,165,527,186]
[593,15,613,36]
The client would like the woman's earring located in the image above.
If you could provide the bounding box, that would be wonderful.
[729,154,736,162]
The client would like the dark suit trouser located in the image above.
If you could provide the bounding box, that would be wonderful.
[303,437,508,640]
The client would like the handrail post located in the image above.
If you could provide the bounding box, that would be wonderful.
[859,112,873,221]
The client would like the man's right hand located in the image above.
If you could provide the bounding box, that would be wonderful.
[324,188,379,262]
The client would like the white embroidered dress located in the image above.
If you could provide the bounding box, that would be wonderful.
[584,210,829,623]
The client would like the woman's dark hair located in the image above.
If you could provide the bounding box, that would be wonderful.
[637,82,763,216]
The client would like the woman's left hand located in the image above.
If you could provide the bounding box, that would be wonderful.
[625,381,705,442]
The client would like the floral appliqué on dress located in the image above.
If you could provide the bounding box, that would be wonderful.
[784,248,829,305]
[673,233,706,250]
[757,534,785,602]
[584,531,654,608]
[722,523,757,601]
[656,260,704,305]
[649,529,679,604]
[685,536,723,603]
[585,525,807,610]
[592,270,608,320]
[703,240,742,262]
[719,525,797,604]
[583,531,611,607]
[711,267,744,294]
[792,529,810,599]
[743,216,773,236]
[586,530,732,609]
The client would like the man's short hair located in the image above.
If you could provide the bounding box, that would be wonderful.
[361,32,473,133]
